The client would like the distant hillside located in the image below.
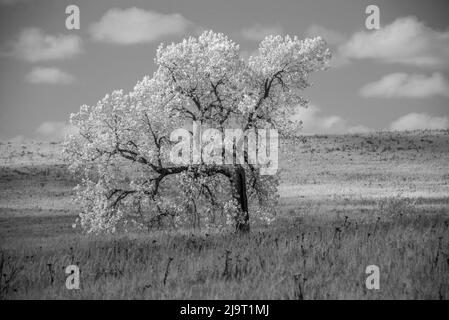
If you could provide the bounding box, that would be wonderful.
[1,130,447,167]
[1,130,448,219]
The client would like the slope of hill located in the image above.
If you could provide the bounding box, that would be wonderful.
[1,130,448,219]
[1,130,448,299]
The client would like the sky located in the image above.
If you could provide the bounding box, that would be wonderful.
[0,0,448,141]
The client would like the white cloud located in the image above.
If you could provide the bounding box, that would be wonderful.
[340,16,449,67]
[360,72,449,98]
[89,7,191,45]
[389,113,449,131]
[26,67,75,85]
[241,24,283,41]
[3,28,82,62]
[0,135,26,143]
[294,105,372,134]
[35,121,78,140]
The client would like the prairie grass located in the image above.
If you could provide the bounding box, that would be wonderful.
[1,202,448,300]
[1,130,448,299]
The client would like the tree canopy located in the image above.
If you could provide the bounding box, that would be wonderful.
[64,30,331,234]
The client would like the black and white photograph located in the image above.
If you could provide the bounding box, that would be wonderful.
[0,0,448,306]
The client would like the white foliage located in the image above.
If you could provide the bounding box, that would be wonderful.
[64,30,330,234]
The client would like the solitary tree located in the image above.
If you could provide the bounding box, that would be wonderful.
[64,31,330,234]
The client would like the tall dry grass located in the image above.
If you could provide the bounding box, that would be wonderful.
[1,199,448,299]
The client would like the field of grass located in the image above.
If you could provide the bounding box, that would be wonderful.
[1,130,448,299]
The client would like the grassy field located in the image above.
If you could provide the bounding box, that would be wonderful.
[1,130,448,299]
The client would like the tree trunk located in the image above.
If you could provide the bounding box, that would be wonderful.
[233,166,250,233]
